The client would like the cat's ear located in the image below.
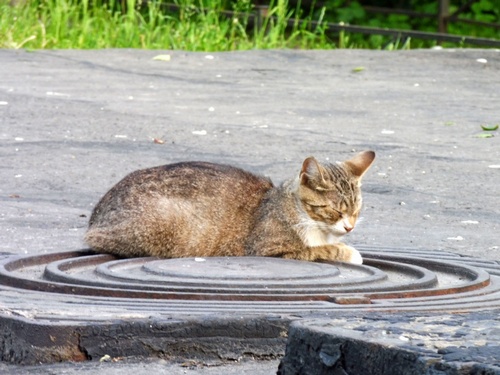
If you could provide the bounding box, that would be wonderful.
[300,157,327,188]
[344,151,376,178]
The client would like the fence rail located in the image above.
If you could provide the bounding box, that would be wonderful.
[163,1,500,47]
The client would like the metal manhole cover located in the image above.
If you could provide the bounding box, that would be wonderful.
[1,246,499,316]
[1,246,500,365]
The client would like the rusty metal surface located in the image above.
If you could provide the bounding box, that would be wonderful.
[0,246,499,320]
[1,247,500,365]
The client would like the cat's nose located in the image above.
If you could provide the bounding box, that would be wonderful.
[344,225,353,233]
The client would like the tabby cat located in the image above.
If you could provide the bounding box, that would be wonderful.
[85,151,375,264]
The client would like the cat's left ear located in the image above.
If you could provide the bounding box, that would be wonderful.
[344,151,375,178]
[300,156,327,188]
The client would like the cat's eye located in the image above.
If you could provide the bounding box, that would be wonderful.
[332,208,344,217]
[309,203,327,208]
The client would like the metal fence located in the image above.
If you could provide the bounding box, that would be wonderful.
[160,0,500,47]
[253,0,500,47]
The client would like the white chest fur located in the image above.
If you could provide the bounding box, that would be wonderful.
[295,216,343,247]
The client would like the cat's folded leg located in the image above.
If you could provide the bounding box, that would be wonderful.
[331,243,363,264]
[283,243,363,264]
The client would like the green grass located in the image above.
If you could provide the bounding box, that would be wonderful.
[5,0,489,51]
[0,0,334,50]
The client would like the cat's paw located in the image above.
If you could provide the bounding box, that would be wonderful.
[309,244,363,264]
[347,246,363,264]
[335,243,363,264]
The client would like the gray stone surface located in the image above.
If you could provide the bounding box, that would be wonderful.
[0,358,281,375]
[0,314,289,365]
[278,315,500,374]
[1,48,499,261]
[1,48,500,374]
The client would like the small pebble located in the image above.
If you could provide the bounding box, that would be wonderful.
[46,91,70,97]
[100,354,111,362]
[192,130,207,135]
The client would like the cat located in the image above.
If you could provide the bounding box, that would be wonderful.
[85,151,375,264]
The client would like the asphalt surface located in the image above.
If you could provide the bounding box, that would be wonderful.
[1,48,499,374]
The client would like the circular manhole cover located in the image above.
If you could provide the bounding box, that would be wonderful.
[0,246,499,316]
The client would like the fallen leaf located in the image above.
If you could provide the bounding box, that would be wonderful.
[473,133,494,138]
[152,54,171,62]
[352,66,365,73]
[481,124,499,131]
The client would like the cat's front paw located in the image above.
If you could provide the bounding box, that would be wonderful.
[334,243,363,264]
[346,246,363,264]
[308,243,363,264]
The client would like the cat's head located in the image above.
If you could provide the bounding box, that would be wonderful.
[298,151,375,236]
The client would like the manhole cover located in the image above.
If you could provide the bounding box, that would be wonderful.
[1,246,500,365]
[0,246,499,315]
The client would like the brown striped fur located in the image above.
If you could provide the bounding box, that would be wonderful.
[85,151,375,264]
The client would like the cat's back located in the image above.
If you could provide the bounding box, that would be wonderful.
[110,161,272,197]
[86,161,274,257]
[89,161,274,227]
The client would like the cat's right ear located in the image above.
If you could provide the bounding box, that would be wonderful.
[300,157,326,188]
[345,150,376,178]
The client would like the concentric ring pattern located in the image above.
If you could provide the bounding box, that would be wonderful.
[0,246,499,320]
